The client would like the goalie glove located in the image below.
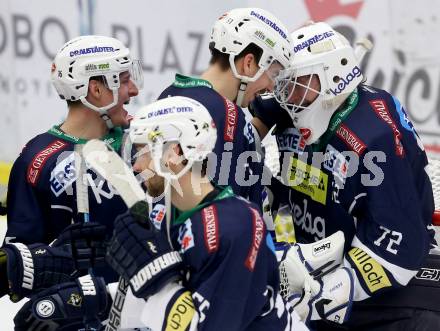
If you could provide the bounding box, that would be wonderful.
[106,210,183,299]
[280,231,355,324]
[1,222,107,300]
[287,266,355,325]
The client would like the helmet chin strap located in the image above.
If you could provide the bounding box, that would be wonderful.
[79,88,120,130]
[235,80,248,108]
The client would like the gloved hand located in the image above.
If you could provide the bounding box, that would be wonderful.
[287,266,355,325]
[14,274,109,331]
[280,231,354,325]
[106,211,182,298]
[2,222,107,300]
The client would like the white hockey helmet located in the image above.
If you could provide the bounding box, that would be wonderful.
[274,22,363,144]
[129,96,217,179]
[210,8,292,106]
[51,35,143,128]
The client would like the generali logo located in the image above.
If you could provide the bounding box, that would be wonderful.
[304,0,364,21]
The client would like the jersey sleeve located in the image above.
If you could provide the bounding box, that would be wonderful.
[6,150,73,245]
[344,101,434,301]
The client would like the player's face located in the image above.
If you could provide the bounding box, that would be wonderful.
[242,62,283,107]
[105,71,139,127]
[287,74,321,108]
[132,145,164,197]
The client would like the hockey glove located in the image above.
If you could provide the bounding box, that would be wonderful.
[2,222,107,300]
[18,275,109,330]
[106,211,182,298]
[280,231,354,324]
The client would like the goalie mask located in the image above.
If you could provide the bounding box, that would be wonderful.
[128,96,217,180]
[51,35,143,128]
[274,22,363,144]
[210,8,292,106]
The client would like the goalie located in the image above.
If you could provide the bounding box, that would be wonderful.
[250,22,438,330]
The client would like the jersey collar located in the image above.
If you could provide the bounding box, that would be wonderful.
[47,125,124,151]
[172,73,213,89]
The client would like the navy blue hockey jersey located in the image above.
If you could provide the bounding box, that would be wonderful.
[6,126,128,281]
[169,186,297,330]
[158,74,264,209]
[252,85,435,302]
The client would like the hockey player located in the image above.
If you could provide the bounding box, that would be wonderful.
[6,34,142,259]
[4,35,142,329]
[250,22,438,330]
[157,8,292,208]
[38,96,306,330]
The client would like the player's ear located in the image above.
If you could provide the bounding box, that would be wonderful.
[167,144,184,165]
[239,53,257,77]
[87,79,102,99]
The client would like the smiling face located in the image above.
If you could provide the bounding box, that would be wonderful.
[101,71,139,127]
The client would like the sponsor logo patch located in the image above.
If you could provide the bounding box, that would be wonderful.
[276,127,306,153]
[369,99,404,157]
[288,157,328,205]
[149,203,166,230]
[50,152,77,197]
[312,240,331,257]
[348,247,392,293]
[27,140,68,185]
[166,291,195,331]
[323,144,349,185]
[201,205,219,253]
[178,219,195,253]
[223,97,238,142]
[336,124,366,156]
[245,208,265,271]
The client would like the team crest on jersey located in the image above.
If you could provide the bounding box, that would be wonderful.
[50,152,77,197]
[323,145,349,186]
[178,219,195,253]
[201,205,219,253]
[149,204,166,230]
[276,127,306,154]
[288,157,328,205]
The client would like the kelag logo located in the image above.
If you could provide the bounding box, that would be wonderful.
[330,66,362,96]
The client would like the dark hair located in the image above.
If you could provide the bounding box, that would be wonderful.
[66,75,106,107]
[208,42,263,71]
[176,145,209,177]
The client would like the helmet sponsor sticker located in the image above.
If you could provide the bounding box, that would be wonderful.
[293,30,334,53]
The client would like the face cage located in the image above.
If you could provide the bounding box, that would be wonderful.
[126,125,194,182]
[274,69,322,114]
